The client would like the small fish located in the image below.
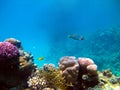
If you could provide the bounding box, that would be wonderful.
[68,34,84,41]
[38,57,44,60]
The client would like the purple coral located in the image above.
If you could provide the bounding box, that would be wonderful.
[78,58,94,73]
[0,39,35,89]
[87,64,97,76]
[58,56,99,90]
[0,42,19,59]
[58,56,79,84]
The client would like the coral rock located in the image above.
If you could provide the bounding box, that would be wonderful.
[58,56,79,84]
[0,38,35,89]
[4,38,22,49]
[78,57,94,73]
[87,64,98,76]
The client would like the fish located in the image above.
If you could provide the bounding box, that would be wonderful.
[68,34,84,41]
[38,57,44,60]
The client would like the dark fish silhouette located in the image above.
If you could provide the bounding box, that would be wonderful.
[68,34,84,41]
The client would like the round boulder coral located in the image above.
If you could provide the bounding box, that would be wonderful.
[77,57,94,74]
[4,38,22,49]
[58,56,79,84]
[87,64,97,76]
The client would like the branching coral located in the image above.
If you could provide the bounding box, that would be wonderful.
[28,69,48,90]
[42,64,67,90]
[28,64,67,90]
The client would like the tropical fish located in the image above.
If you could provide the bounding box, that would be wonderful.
[68,34,84,41]
[38,57,44,60]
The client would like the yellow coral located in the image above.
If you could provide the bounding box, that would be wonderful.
[38,64,68,90]
[97,70,120,90]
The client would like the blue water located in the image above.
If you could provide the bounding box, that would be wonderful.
[0,0,120,67]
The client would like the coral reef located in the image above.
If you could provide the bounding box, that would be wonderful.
[28,64,67,90]
[58,56,98,90]
[89,69,120,90]
[27,56,98,90]
[27,56,120,90]
[46,27,120,77]
[81,28,120,76]
[0,38,35,90]
[0,37,120,90]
